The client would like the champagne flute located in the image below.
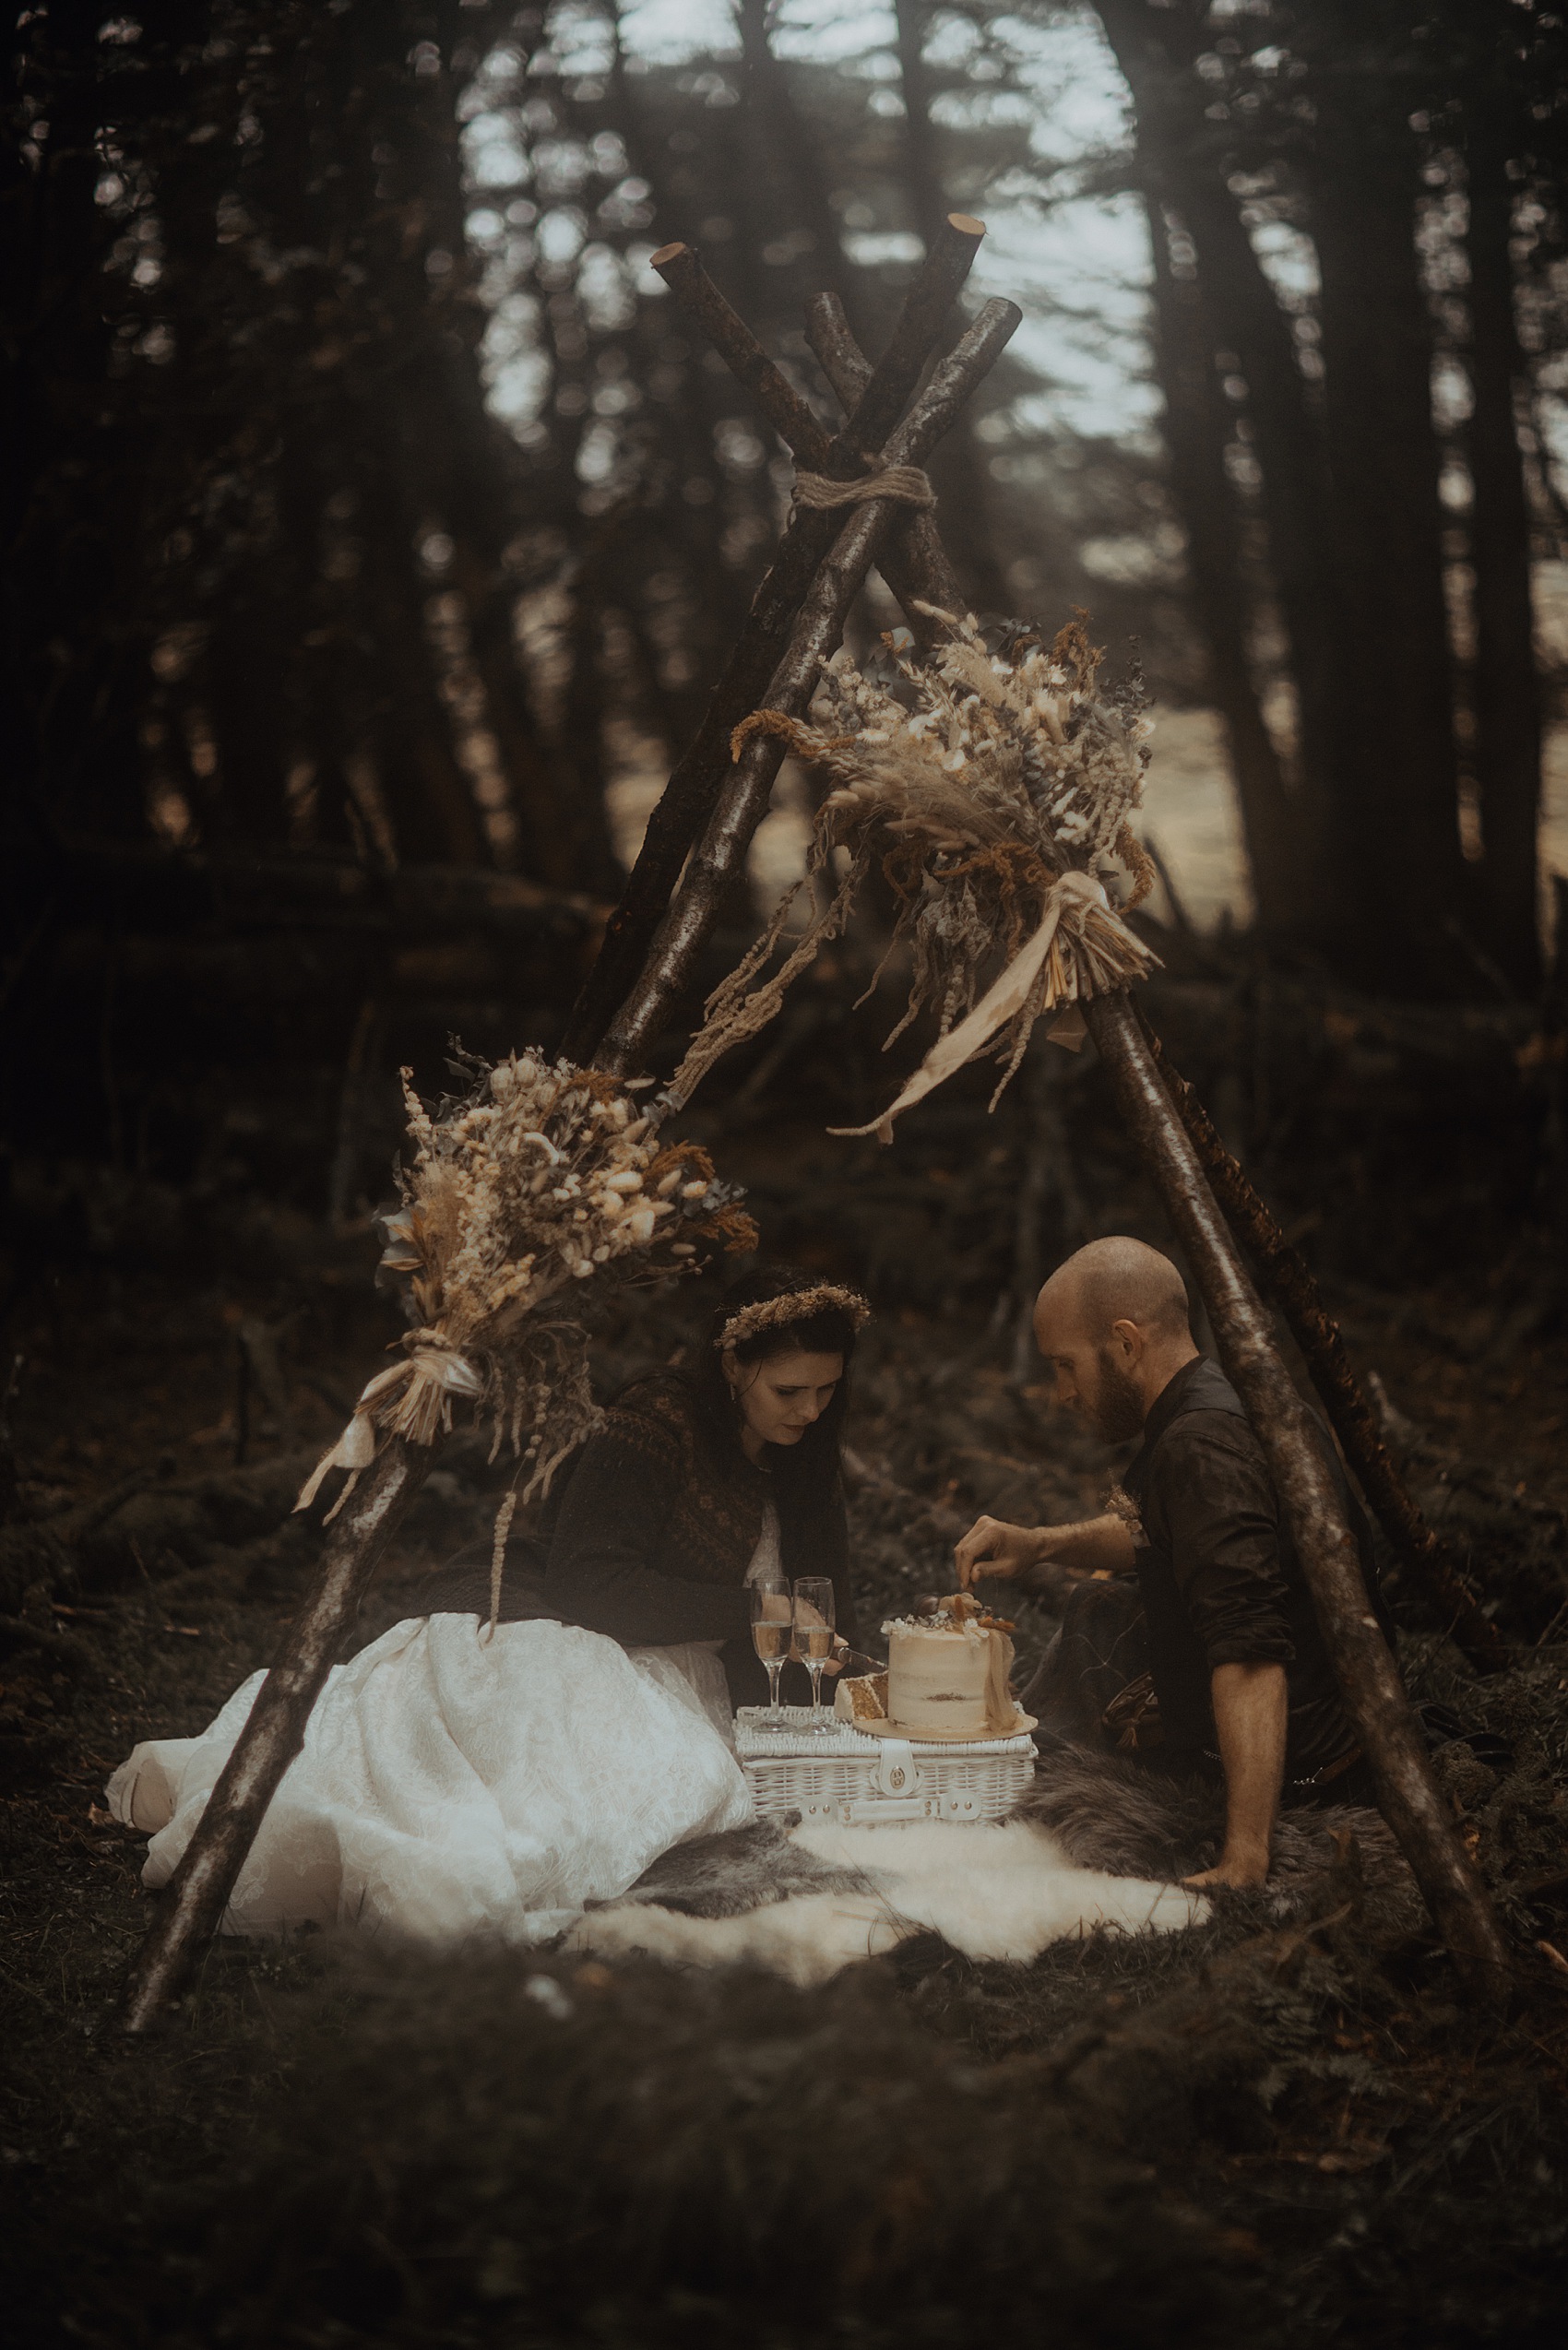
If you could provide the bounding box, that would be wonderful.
[750,1574,792,1728]
[792,1577,837,1735]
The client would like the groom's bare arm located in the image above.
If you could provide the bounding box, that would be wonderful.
[955,1513,1136,1589]
[1182,1661,1287,1890]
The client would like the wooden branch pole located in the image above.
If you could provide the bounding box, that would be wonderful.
[658,267,968,639]
[598,297,1022,1080]
[650,213,987,462]
[563,213,987,1063]
[1085,990,1514,2005]
[803,291,969,634]
[1134,1013,1506,1668]
[120,1441,433,2032]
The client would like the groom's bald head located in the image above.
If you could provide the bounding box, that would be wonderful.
[1033,1239,1197,1441]
[1037,1237,1193,1349]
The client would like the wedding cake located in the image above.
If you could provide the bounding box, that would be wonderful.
[837,1593,1029,1739]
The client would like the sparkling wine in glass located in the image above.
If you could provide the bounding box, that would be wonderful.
[750,1576,792,1727]
[792,1578,837,1735]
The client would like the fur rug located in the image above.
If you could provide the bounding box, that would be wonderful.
[569,1815,1205,1986]
[596,1818,875,1917]
[1016,1738,1424,1942]
[568,1739,1423,1983]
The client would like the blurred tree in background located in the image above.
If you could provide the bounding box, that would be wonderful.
[1081,0,1568,993]
[3,0,1567,1193]
[5,1,607,884]
[1,3,1184,898]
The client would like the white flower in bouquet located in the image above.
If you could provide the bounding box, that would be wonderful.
[296,1050,756,1531]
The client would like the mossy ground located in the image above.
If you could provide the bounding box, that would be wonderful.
[4,1074,1568,2346]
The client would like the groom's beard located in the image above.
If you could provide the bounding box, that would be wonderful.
[1087,1349,1146,1444]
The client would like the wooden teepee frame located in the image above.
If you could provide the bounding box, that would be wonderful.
[121,220,1512,2030]
[119,217,1020,2031]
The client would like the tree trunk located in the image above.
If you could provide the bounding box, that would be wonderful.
[7,1,136,844]
[1091,1,1319,938]
[1094,0,1476,991]
[736,0,867,338]
[1306,71,1466,993]
[558,564,625,902]
[1171,175,1346,854]
[603,21,755,709]
[203,613,291,850]
[1145,193,1311,933]
[893,0,1010,615]
[1466,106,1542,992]
[357,444,484,868]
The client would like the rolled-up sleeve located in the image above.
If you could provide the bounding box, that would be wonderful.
[1147,1418,1296,1669]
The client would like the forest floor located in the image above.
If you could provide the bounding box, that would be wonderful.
[4,1074,1568,2347]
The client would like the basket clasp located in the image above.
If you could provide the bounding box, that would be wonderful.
[872,1739,922,1799]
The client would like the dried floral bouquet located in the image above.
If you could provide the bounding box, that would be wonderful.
[670,611,1161,1138]
[297,1050,756,1529]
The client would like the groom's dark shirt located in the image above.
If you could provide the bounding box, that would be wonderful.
[1123,1358,1382,1779]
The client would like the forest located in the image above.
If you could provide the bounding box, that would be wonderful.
[5,3,1568,2345]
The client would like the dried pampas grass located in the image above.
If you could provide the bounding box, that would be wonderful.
[670,611,1160,1135]
[296,1050,757,1557]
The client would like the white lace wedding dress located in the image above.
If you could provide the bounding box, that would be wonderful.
[107,1614,754,1946]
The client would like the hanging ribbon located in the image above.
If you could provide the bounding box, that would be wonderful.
[294,1333,483,1523]
[829,871,1155,1145]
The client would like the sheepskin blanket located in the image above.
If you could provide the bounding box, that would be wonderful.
[1016,1738,1423,1941]
[570,1815,1206,1986]
[569,1738,1421,1984]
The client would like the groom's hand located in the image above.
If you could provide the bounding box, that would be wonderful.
[955,1515,1047,1589]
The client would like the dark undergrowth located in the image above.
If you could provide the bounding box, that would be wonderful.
[5,991,1568,2345]
[5,1829,1568,2348]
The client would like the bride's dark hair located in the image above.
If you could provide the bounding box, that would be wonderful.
[692,1265,861,1604]
[700,1250,860,1429]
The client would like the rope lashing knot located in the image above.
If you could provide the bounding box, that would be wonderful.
[791,465,935,513]
[293,1330,483,1523]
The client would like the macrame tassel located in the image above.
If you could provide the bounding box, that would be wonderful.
[482,1483,519,1644]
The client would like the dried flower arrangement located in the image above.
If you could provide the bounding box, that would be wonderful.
[296,1050,757,1542]
[669,610,1160,1138]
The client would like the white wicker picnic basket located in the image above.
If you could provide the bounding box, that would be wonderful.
[735,1705,1036,1827]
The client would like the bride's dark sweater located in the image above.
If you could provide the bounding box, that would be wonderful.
[417,1371,857,1696]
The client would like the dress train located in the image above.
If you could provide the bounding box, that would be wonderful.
[108,1614,754,1946]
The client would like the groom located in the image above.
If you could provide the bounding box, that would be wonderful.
[956,1237,1382,1889]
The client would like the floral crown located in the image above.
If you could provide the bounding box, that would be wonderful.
[714,1283,872,1353]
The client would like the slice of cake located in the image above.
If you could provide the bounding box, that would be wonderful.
[834,1668,891,1727]
[879,1592,1023,1739]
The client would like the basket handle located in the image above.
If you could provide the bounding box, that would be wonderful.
[838,1796,930,1824]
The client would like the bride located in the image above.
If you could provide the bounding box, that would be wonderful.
[108,1266,867,1946]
